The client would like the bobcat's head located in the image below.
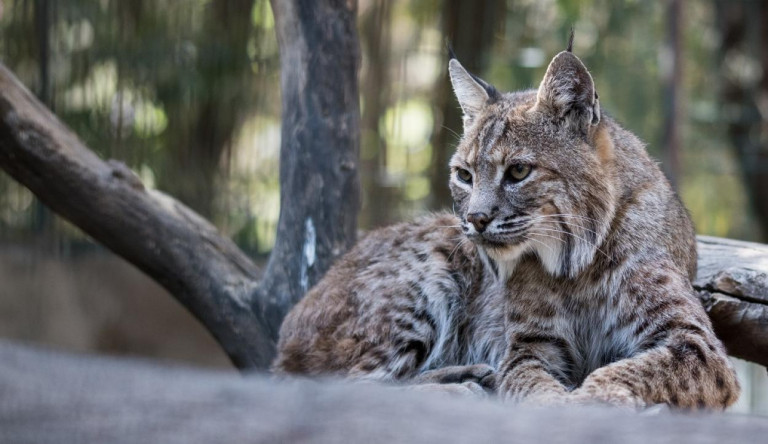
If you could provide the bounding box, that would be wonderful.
[448,49,616,280]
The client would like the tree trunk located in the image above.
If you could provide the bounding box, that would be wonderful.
[661,0,683,189]
[259,0,361,338]
[715,0,768,241]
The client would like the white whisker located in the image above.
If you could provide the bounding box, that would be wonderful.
[531,213,602,223]
[441,125,462,140]
[529,215,601,237]
[523,235,555,254]
[532,227,610,258]
[448,238,470,259]
[528,230,567,245]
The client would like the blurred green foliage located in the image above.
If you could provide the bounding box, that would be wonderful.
[0,0,763,257]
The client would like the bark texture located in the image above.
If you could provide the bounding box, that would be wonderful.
[695,236,768,367]
[260,0,361,337]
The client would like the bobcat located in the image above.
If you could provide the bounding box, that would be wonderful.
[273,44,740,409]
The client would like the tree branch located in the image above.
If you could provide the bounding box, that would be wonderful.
[0,63,274,369]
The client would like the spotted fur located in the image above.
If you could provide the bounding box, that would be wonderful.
[273,49,740,409]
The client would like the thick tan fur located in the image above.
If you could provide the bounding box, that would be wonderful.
[274,49,739,410]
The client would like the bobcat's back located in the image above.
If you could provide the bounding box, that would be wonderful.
[274,214,493,379]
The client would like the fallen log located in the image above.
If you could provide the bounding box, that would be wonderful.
[0,340,766,444]
[695,236,768,367]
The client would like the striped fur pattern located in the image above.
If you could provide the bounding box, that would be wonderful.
[273,49,740,409]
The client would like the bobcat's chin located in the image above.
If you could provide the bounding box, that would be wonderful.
[477,238,532,282]
[473,226,581,280]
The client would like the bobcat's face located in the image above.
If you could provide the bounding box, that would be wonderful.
[448,52,615,279]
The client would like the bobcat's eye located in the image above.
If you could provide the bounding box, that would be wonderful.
[507,164,532,182]
[456,168,473,184]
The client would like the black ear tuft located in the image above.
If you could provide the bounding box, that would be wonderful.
[567,27,574,53]
[468,71,501,103]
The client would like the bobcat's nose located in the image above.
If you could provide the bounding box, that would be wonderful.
[467,212,493,233]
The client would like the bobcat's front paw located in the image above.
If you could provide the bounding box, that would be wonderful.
[414,364,495,385]
[569,385,646,410]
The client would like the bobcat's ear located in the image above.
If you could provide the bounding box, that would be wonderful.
[448,57,499,130]
[534,51,601,135]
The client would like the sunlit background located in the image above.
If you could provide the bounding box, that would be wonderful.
[0,0,766,413]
